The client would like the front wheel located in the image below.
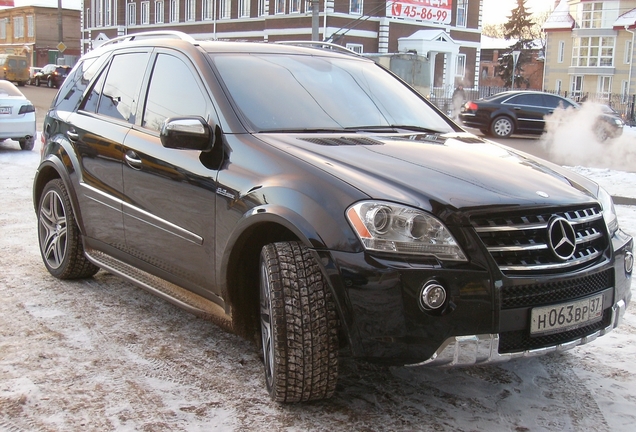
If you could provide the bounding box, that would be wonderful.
[47,77,53,88]
[491,116,514,138]
[259,242,339,402]
[37,179,99,279]
[35,77,40,86]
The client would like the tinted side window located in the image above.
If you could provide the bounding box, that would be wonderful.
[544,95,574,109]
[54,56,102,111]
[142,53,208,131]
[96,52,149,123]
[507,94,544,106]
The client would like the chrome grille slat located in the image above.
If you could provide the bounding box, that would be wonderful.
[472,205,608,274]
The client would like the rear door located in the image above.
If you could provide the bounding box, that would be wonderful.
[65,50,151,249]
[121,49,221,299]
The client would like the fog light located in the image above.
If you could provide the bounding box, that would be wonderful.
[626,251,634,274]
[420,281,447,310]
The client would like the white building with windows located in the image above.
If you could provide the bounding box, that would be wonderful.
[543,0,636,100]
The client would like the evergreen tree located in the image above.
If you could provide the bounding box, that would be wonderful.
[496,0,535,88]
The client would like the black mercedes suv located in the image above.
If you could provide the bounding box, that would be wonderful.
[33,31,633,403]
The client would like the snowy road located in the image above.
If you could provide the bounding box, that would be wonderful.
[1,138,635,431]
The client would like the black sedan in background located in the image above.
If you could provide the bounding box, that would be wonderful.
[459,90,624,140]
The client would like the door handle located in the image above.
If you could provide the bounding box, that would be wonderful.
[66,131,79,141]
[513,107,522,110]
[125,150,143,169]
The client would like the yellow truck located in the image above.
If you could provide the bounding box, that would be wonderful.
[0,54,29,86]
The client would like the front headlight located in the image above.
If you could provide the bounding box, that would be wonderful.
[598,187,618,236]
[346,201,467,261]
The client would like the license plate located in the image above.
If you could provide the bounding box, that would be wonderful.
[0,106,11,114]
[530,294,603,336]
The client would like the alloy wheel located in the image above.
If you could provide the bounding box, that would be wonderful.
[38,189,68,270]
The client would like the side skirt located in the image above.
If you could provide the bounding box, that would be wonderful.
[84,248,233,331]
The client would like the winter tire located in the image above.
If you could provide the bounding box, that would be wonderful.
[259,241,339,402]
[491,116,514,138]
[37,179,99,279]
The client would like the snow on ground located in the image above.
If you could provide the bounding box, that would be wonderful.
[0,134,635,431]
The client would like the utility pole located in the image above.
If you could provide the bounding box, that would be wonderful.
[57,0,63,45]
[312,0,319,41]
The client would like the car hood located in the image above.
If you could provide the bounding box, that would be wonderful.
[255,132,600,220]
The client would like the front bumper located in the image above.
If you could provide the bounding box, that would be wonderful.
[322,228,632,366]
[407,299,626,367]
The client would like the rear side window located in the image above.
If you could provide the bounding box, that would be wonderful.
[507,94,544,107]
[543,95,574,109]
[85,52,149,123]
[54,56,103,111]
[141,53,208,131]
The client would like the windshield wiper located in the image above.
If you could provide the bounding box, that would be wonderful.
[387,125,444,134]
[262,128,348,133]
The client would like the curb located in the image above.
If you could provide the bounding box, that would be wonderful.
[612,196,636,206]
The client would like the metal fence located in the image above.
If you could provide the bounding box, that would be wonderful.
[428,85,636,127]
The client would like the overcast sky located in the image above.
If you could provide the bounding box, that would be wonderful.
[6,0,556,23]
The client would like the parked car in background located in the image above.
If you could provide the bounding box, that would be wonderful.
[0,80,36,150]
[0,54,29,86]
[33,32,633,403]
[459,90,624,140]
[28,66,42,85]
[34,64,72,88]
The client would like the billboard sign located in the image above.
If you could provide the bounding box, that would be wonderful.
[387,0,453,25]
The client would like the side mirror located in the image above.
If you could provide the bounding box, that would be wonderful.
[160,116,214,151]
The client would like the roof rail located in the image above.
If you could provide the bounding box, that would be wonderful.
[274,41,360,56]
[99,31,196,47]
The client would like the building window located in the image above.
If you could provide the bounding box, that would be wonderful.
[258,0,266,16]
[220,0,231,18]
[155,1,164,23]
[185,0,195,21]
[622,80,629,102]
[350,0,362,15]
[289,0,300,13]
[598,76,611,99]
[555,79,562,94]
[141,2,150,24]
[0,19,6,39]
[127,3,137,25]
[570,75,583,98]
[239,0,251,17]
[456,0,467,27]
[558,40,565,63]
[346,43,363,54]
[455,54,466,77]
[13,16,24,38]
[104,0,112,26]
[580,2,603,29]
[626,40,633,64]
[572,36,614,67]
[170,0,179,22]
[203,0,213,19]
[27,15,34,37]
[275,0,285,14]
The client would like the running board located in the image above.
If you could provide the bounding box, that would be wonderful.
[84,248,232,330]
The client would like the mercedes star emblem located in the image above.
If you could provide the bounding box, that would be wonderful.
[548,217,577,261]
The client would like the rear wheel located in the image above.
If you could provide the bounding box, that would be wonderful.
[259,241,339,402]
[491,116,514,138]
[37,179,99,279]
[19,137,34,151]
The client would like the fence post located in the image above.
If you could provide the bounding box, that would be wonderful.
[630,94,635,127]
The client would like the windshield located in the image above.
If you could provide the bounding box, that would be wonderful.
[211,53,455,133]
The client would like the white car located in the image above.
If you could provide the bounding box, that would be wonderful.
[0,80,36,150]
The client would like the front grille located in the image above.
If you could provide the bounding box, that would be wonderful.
[499,309,612,353]
[472,205,609,274]
[500,269,613,309]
